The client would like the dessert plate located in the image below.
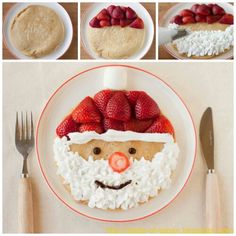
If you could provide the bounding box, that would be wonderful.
[3,2,73,60]
[81,3,154,60]
[36,65,196,222]
[160,2,234,60]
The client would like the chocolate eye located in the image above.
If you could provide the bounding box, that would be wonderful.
[93,147,101,155]
[128,147,136,154]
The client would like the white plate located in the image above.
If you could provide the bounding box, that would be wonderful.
[81,3,154,60]
[160,2,234,60]
[3,2,73,60]
[36,65,197,222]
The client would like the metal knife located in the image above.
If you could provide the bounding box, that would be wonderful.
[200,107,221,232]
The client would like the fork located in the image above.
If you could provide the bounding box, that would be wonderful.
[15,112,34,233]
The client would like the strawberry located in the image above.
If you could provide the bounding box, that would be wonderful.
[79,123,103,134]
[126,7,137,19]
[179,9,195,17]
[94,90,115,116]
[72,97,101,123]
[104,118,124,131]
[212,5,225,15]
[108,152,130,173]
[89,17,101,28]
[106,92,131,121]
[129,17,144,29]
[100,20,111,27]
[56,115,79,138]
[107,5,115,15]
[206,15,222,24]
[112,6,125,19]
[207,4,215,9]
[135,92,160,120]
[191,4,200,14]
[120,18,134,27]
[182,16,195,24]
[219,14,233,25]
[195,14,206,23]
[124,119,153,132]
[96,9,110,21]
[170,15,183,25]
[125,91,144,106]
[145,115,174,135]
[196,4,211,16]
[121,6,127,12]
[111,18,120,26]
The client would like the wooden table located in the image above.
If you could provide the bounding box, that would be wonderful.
[2,3,78,60]
[80,3,156,60]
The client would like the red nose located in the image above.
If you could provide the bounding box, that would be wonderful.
[108,152,130,173]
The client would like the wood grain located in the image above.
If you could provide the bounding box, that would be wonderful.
[80,3,156,60]
[2,3,78,60]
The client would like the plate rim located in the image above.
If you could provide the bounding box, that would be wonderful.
[36,64,197,222]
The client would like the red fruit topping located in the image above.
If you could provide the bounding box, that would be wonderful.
[108,152,130,173]
[206,15,222,24]
[125,91,144,106]
[170,15,183,25]
[182,16,196,24]
[112,6,125,19]
[126,7,137,19]
[207,4,215,9]
[120,18,134,27]
[191,4,200,14]
[195,14,206,23]
[135,92,160,120]
[124,119,153,132]
[129,17,144,29]
[146,115,174,135]
[219,14,233,25]
[72,97,101,123]
[104,118,124,131]
[111,18,120,26]
[79,123,103,134]
[107,5,115,15]
[89,17,101,28]
[212,5,225,15]
[56,115,79,138]
[96,9,110,21]
[121,6,127,12]
[100,20,111,27]
[106,92,131,121]
[94,90,114,116]
[196,4,211,16]
[179,9,194,17]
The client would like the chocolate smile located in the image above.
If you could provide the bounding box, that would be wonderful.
[95,180,132,190]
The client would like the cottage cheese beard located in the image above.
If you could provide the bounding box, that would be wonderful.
[10,5,65,58]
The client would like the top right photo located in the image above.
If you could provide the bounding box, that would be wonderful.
[158,2,233,60]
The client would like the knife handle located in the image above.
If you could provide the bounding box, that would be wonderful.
[206,171,221,232]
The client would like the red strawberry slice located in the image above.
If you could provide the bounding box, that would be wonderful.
[96,9,110,21]
[126,7,137,19]
[207,4,215,9]
[108,152,130,173]
[135,92,160,120]
[56,115,79,138]
[212,5,225,15]
[100,20,111,27]
[196,4,211,16]
[146,115,174,135]
[89,17,101,28]
[125,91,145,106]
[170,15,183,25]
[191,4,200,14]
[124,119,153,133]
[111,18,120,26]
[120,18,134,27]
[129,17,144,29]
[206,15,222,24]
[112,6,125,19]
[79,123,103,134]
[107,5,115,15]
[219,14,233,25]
[195,14,206,23]
[104,118,124,131]
[182,16,195,24]
[121,6,127,12]
[72,97,102,123]
[179,9,195,17]
[94,90,115,116]
[106,92,131,121]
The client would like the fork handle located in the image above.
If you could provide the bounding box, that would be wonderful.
[18,177,34,233]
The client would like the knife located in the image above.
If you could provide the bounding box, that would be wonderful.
[200,107,221,232]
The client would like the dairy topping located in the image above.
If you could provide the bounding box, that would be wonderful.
[169,23,234,57]
[53,133,179,210]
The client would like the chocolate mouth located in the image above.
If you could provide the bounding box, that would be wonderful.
[95,180,132,190]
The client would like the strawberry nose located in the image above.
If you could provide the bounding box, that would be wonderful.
[108,152,130,173]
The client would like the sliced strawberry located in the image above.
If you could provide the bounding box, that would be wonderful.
[106,92,131,121]
[196,4,211,16]
[96,9,110,21]
[126,7,137,19]
[124,119,153,132]
[79,123,103,134]
[120,6,127,12]
[104,118,124,131]
[100,20,111,27]
[219,14,233,25]
[182,16,195,24]
[195,14,206,23]
[56,115,79,138]
[207,4,215,9]
[120,18,134,27]
[135,92,160,120]
[191,4,200,14]
[206,15,222,24]
[89,17,101,28]
[108,152,130,173]
[72,97,101,123]
[111,18,120,26]
[107,5,115,16]
[146,115,174,135]
[129,17,144,29]
[212,5,225,15]
[111,6,125,19]
[179,9,195,17]
[170,15,183,25]
[125,91,144,106]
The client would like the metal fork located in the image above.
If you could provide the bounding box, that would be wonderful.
[15,112,34,233]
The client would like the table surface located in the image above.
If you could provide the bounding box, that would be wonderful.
[3,62,233,233]
[2,3,78,60]
[80,3,156,60]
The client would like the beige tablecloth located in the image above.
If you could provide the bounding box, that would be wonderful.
[3,62,233,233]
